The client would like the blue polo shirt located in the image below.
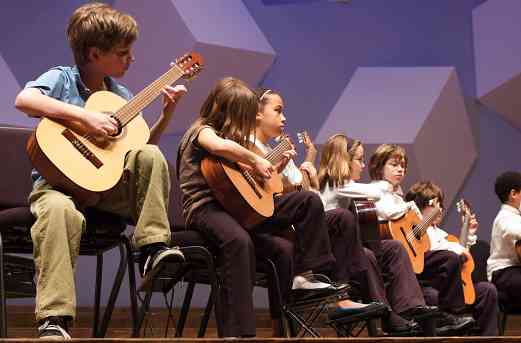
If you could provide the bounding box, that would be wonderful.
[25,66,134,182]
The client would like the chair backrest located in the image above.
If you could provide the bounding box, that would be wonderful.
[470,239,490,283]
[0,127,34,208]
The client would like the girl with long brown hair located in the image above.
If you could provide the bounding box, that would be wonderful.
[177,78,342,337]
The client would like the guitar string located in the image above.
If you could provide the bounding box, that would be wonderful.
[405,207,439,243]
[80,63,190,142]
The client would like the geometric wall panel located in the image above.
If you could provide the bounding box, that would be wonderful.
[115,0,276,135]
[0,53,35,128]
[316,67,477,207]
[473,0,521,129]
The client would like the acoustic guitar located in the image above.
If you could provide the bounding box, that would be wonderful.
[350,199,381,251]
[201,136,294,229]
[379,201,441,274]
[452,199,476,305]
[26,52,203,206]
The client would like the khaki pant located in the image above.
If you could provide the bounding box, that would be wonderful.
[29,144,172,321]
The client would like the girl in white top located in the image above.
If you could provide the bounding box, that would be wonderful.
[317,135,431,333]
[254,89,373,316]
[319,140,420,221]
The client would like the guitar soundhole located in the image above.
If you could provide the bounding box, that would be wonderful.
[412,225,421,240]
[107,113,123,137]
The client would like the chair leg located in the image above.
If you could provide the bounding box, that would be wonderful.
[98,241,128,337]
[175,281,195,337]
[134,287,154,337]
[198,285,216,337]
[0,234,7,338]
[92,254,103,337]
[125,237,139,337]
[498,311,507,336]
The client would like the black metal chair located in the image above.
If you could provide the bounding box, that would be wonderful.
[0,126,129,338]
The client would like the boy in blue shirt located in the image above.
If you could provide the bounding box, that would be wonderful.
[15,2,186,339]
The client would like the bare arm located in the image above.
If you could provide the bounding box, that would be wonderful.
[148,85,187,145]
[15,88,117,137]
[198,127,273,178]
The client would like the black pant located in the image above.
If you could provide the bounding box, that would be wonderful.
[189,191,334,337]
[418,250,466,312]
[326,207,424,313]
[423,282,498,335]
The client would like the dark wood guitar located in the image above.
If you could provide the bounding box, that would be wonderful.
[379,202,441,274]
[201,136,294,229]
[451,199,476,305]
[350,199,380,251]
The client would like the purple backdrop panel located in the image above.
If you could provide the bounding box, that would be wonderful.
[473,0,521,128]
[0,54,34,128]
[316,67,477,206]
[115,0,275,135]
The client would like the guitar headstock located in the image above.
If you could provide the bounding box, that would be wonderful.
[456,198,472,217]
[297,130,309,144]
[176,52,204,80]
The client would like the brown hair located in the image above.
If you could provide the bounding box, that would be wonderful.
[369,144,408,180]
[405,181,445,211]
[67,2,138,66]
[318,134,362,191]
[199,77,258,147]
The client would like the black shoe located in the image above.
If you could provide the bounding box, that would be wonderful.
[37,316,71,340]
[399,305,439,320]
[382,314,422,336]
[139,244,185,290]
[329,301,389,320]
[436,312,475,336]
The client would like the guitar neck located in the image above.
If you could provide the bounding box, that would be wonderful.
[264,139,292,165]
[113,64,185,127]
[459,214,471,247]
[414,206,441,237]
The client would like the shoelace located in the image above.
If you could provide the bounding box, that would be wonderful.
[38,321,71,340]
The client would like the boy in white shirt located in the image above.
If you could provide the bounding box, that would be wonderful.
[405,181,497,335]
[488,171,521,313]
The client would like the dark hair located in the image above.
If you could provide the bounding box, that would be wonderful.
[369,144,408,180]
[67,2,138,66]
[494,171,521,203]
[199,77,258,147]
[405,181,444,211]
[255,88,282,111]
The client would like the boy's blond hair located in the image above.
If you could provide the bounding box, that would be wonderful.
[67,2,138,66]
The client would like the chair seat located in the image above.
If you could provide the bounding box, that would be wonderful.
[0,206,127,254]
[3,254,36,298]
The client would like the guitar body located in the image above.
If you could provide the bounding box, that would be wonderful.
[201,153,283,230]
[380,210,431,274]
[27,91,150,206]
[350,199,380,251]
[447,234,476,304]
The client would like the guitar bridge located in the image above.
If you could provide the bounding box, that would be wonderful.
[62,129,103,169]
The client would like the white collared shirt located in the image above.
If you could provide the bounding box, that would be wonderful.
[426,225,466,255]
[487,204,521,281]
[320,179,418,220]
